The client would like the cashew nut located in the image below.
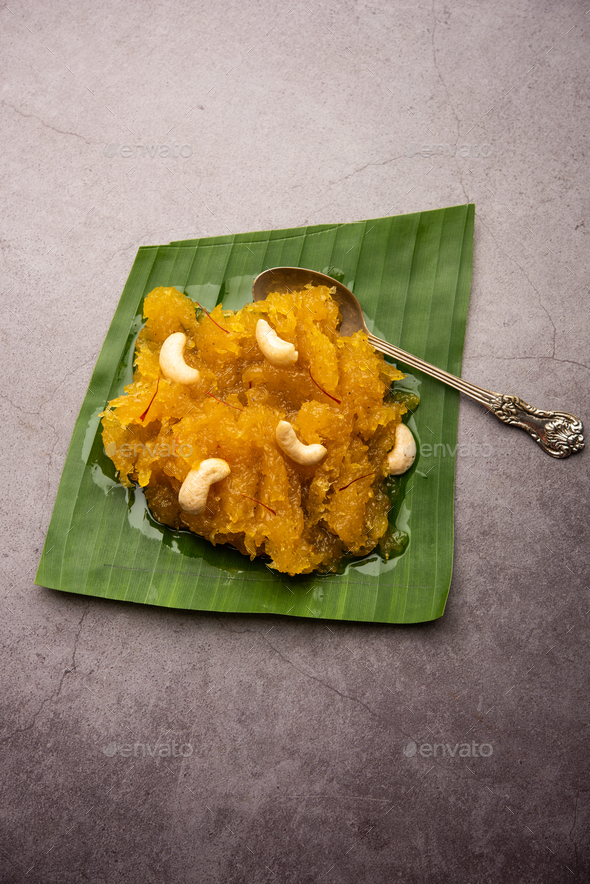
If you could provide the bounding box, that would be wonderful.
[256,319,298,366]
[275,420,327,465]
[159,332,200,384]
[178,458,231,514]
[387,424,416,475]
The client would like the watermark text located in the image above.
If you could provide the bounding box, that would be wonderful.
[104,143,193,159]
[404,740,493,758]
[420,442,493,458]
[103,740,193,758]
[105,441,193,458]
[405,142,493,158]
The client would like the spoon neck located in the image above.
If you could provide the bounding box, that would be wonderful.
[366,333,495,407]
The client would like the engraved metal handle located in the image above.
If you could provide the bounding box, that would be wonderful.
[368,334,584,459]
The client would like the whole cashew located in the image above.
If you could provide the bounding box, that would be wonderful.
[275,420,327,465]
[256,319,298,366]
[178,458,231,514]
[387,424,416,475]
[159,332,200,384]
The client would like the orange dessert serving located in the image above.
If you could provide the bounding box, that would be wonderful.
[101,284,417,575]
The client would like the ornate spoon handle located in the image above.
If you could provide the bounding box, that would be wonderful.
[368,334,584,459]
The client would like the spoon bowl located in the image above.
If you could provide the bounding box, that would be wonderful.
[252,266,367,338]
[252,266,584,458]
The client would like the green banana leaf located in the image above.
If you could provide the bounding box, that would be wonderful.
[36,204,475,623]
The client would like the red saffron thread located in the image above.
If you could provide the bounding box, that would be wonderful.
[308,366,341,404]
[206,391,243,412]
[240,494,276,516]
[338,470,376,492]
[195,300,230,334]
[140,378,160,422]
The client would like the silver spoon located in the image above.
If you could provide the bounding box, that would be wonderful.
[252,267,584,458]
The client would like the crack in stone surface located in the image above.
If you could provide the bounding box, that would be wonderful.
[42,348,101,403]
[1,100,95,145]
[213,619,391,725]
[430,0,469,203]
[430,1,460,132]
[0,606,90,745]
[479,218,558,356]
[328,155,404,188]
[462,355,589,370]
[0,390,45,414]
[0,697,52,745]
[57,606,89,697]
[299,202,335,225]
[569,790,579,869]
[264,638,387,723]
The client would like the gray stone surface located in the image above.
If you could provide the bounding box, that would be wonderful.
[1,0,588,881]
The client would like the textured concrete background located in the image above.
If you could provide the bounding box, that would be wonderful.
[1,1,589,881]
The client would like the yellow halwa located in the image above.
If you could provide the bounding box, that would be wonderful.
[101,285,411,575]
